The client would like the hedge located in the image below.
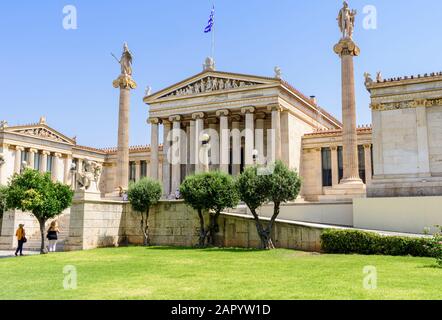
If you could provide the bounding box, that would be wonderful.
[321,229,436,257]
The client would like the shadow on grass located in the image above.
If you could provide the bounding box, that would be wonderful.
[418,264,442,269]
[143,246,264,253]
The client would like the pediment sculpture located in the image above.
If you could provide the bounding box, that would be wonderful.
[161,77,262,99]
[16,128,67,143]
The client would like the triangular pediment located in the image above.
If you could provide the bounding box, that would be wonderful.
[4,123,75,145]
[144,70,279,103]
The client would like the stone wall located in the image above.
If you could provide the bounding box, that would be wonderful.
[65,199,326,252]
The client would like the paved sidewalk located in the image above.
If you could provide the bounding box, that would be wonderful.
[0,250,39,259]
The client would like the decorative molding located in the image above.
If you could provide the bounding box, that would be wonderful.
[370,97,442,111]
[159,76,263,99]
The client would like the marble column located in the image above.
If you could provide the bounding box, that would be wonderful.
[363,144,372,184]
[113,73,136,191]
[242,107,255,167]
[149,118,160,180]
[52,153,62,182]
[170,115,181,195]
[208,120,219,171]
[64,155,72,185]
[14,146,24,174]
[331,146,339,186]
[188,120,196,175]
[77,158,83,174]
[135,161,141,182]
[162,120,171,197]
[267,105,282,163]
[255,114,265,165]
[217,110,230,173]
[231,117,241,175]
[28,148,37,170]
[40,151,50,173]
[334,38,363,184]
[192,112,205,173]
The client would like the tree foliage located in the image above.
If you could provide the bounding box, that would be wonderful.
[127,178,162,246]
[180,171,239,247]
[6,169,73,253]
[237,161,302,249]
[0,185,8,217]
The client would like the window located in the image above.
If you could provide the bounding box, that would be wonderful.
[321,148,332,187]
[140,161,147,178]
[129,162,136,182]
[34,153,41,170]
[358,145,366,183]
[337,146,344,182]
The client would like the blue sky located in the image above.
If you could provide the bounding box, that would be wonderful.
[1,0,441,148]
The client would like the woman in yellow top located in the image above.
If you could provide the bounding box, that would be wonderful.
[15,224,26,256]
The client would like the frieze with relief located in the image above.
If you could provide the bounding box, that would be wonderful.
[160,77,264,99]
[370,98,442,111]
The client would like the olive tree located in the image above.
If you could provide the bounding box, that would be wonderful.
[180,171,239,247]
[127,178,162,246]
[6,169,73,254]
[237,161,301,249]
[0,185,7,218]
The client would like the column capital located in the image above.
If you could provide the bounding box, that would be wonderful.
[255,112,267,120]
[241,106,255,114]
[330,145,338,151]
[267,104,283,112]
[54,153,62,158]
[42,150,51,156]
[216,109,230,117]
[29,148,38,154]
[113,75,137,90]
[363,143,372,150]
[15,146,25,151]
[169,115,182,122]
[192,112,205,120]
[230,114,242,122]
[148,117,160,125]
[333,38,360,57]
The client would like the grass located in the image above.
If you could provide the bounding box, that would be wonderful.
[0,246,441,300]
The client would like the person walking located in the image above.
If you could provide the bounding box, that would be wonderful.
[15,224,26,256]
[46,221,60,253]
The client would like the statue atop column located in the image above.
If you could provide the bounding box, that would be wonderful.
[113,42,137,89]
[337,1,357,39]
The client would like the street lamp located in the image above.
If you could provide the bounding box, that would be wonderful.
[252,149,259,165]
[201,133,210,172]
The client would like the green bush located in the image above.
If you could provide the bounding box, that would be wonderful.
[321,229,436,257]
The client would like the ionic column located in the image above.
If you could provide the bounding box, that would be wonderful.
[170,115,182,195]
[331,146,339,186]
[77,158,83,174]
[162,120,171,197]
[188,120,196,175]
[14,146,24,174]
[231,116,241,176]
[28,148,37,170]
[40,151,50,173]
[217,110,230,173]
[149,118,160,180]
[135,161,141,182]
[64,155,72,185]
[267,105,282,163]
[364,144,372,184]
[208,119,219,171]
[255,114,265,165]
[334,37,363,184]
[52,153,62,182]
[242,107,255,167]
[192,112,205,173]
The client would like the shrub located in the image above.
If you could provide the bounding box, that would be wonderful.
[427,226,442,267]
[321,229,436,257]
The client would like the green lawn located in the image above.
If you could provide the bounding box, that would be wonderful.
[0,247,440,300]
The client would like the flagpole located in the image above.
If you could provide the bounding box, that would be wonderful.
[211,4,215,61]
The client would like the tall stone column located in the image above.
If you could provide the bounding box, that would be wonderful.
[334,38,363,185]
[267,105,282,163]
[364,144,372,184]
[170,115,181,196]
[162,120,171,197]
[208,120,219,171]
[64,155,72,185]
[135,161,141,182]
[255,115,265,165]
[113,73,136,191]
[29,148,37,170]
[331,146,339,186]
[52,153,62,182]
[192,112,205,173]
[40,151,50,173]
[149,118,160,180]
[217,110,230,173]
[188,120,196,175]
[231,117,241,176]
[14,146,24,174]
[242,107,255,167]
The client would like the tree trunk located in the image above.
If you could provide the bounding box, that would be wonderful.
[38,218,47,254]
[197,209,207,248]
[141,210,150,246]
[250,208,275,250]
[207,212,220,246]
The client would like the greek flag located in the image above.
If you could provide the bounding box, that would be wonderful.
[204,6,215,33]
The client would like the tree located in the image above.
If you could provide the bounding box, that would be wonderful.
[180,171,239,247]
[6,169,73,254]
[127,178,162,246]
[237,161,301,249]
[0,185,8,218]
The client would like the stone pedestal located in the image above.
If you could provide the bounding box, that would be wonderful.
[113,75,137,192]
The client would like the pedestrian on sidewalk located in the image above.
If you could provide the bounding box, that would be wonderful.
[15,224,26,256]
[46,221,60,253]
